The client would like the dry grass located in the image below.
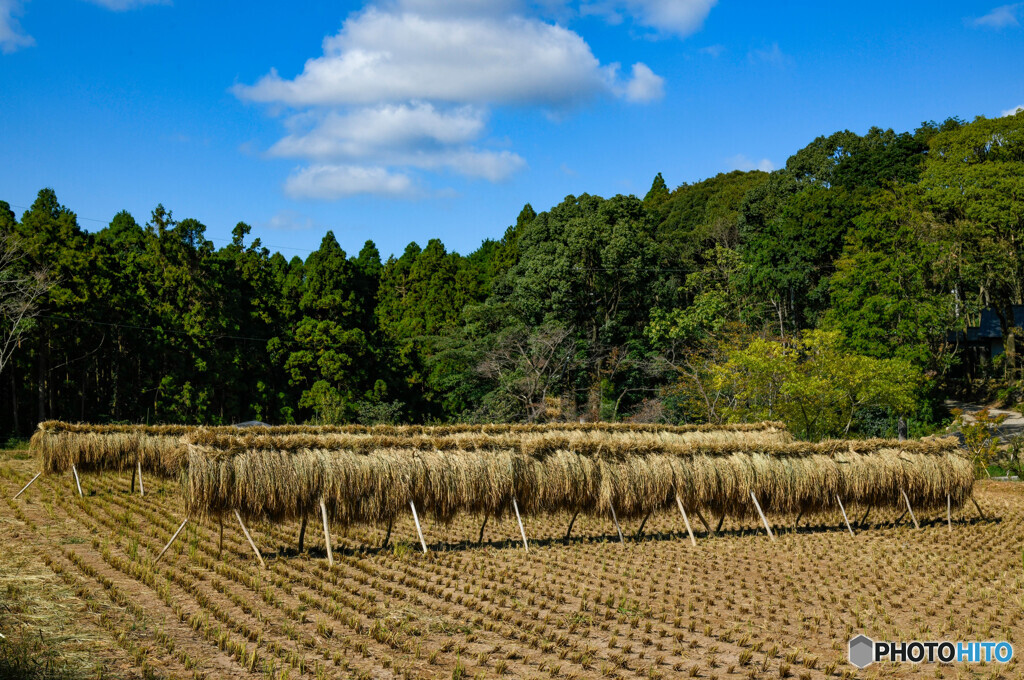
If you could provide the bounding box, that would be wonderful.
[184,431,972,526]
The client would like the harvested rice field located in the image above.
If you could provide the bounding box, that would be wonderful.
[1,448,1021,680]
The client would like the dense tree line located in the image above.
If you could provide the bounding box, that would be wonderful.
[2,111,1022,439]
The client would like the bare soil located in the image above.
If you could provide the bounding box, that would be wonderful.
[1,450,1021,679]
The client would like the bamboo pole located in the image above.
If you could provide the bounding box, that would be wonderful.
[858,507,871,529]
[675,495,696,547]
[836,496,854,536]
[750,492,775,541]
[477,515,488,545]
[129,464,136,494]
[634,511,652,540]
[137,461,144,497]
[297,514,307,553]
[900,490,919,529]
[970,496,987,521]
[410,500,427,554]
[947,495,952,532]
[694,509,714,536]
[512,497,529,552]
[792,509,804,533]
[564,511,579,542]
[71,465,83,498]
[218,516,224,558]
[609,503,625,545]
[13,472,41,500]
[381,517,393,550]
[320,498,333,567]
[155,518,189,564]
[234,509,266,569]
[715,514,726,534]
[892,508,908,528]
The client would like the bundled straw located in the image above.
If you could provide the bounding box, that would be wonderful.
[31,420,790,478]
[184,432,973,525]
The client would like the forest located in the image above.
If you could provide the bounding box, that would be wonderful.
[2,111,1022,441]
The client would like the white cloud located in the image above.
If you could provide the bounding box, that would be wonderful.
[234,8,622,108]
[261,210,317,232]
[284,165,416,199]
[621,62,664,102]
[726,154,774,172]
[699,44,724,57]
[749,42,788,67]
[0,0,34,54]
[970,3,1021,28]
[1001,104,1024,116]
[83,0,169,9]
[238,1,664,198]
[581,0,716,38]
[270,104,487,160]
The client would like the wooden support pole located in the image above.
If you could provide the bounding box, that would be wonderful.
[234,509,266,569]
[634,511,652,540]
[319,499,333,567]
[947,495,952,532]
[694,509,714,536]
[675,495,696,547]
[564,511,579,542]
[858,507,871,529]
[71,465,83,498]
[129,464,136,494]
[477,514,488,545]
[792,509,804,533]
[715,514,726,534]
[297,514,307,553]
[137,461,144,497]
[901,490,920,529]
[13,472,41,500]
[381,517,394,550]
[970,496,987,521]
[750,492,775,541]
[512,497,529,552]
[218,516,224,558]
[609,503,625,545]
[155,518,189,564]
[892,508,908,528]
[836,496,854,536]
[410,500,427,554]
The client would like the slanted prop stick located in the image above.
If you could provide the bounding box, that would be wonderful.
[410,500,427,554]
[512,497,529,552]
[750,492,775,541]
[478,515,488,545]
[970,496,987,521]
[901,490,920,529]
[297,514,307,553]
[381,517,393,550]
[947,495,952,531]
[137,461,144,497]
[564,511,579,542]
[234,509,266,569]
[320,498,333,567]
[609,504,625,545]
[13,472,41,500]
[634,511,652,540]
[675,495,697,546]
[155,518,189,564]
[71,465,83,498]
[694,509,714,536]
[836,496,854,536]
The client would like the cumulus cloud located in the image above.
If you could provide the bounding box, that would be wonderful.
[621,62,664,102]
[970,3,1021,28]
[284,165,416,199]
[238,0,665,198]
[581,0,716,38]
[1003,104,1024,116]
[727,154,774,172]
[234,8,628,108]
[0,0,34,54]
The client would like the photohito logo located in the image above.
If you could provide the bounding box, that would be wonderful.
[848,635,1014,669]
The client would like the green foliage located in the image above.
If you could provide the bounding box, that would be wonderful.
[712,330,921,440]
[952,407,1007,477]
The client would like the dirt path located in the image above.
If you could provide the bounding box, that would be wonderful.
[945,399,1024,443]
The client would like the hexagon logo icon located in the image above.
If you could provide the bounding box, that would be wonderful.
[849,634,874,669]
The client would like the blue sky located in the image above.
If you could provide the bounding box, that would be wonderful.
[1,1,1022,260]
